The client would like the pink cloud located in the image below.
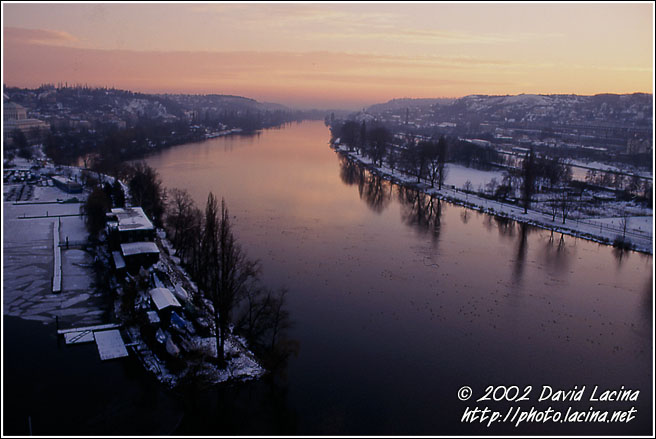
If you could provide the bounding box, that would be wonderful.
[4,26,79,46]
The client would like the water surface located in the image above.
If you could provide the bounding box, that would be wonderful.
[142,120,652,435]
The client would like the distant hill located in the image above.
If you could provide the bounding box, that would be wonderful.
[160,93,291,113]
[366,97,456,113]
[363,93,652,128]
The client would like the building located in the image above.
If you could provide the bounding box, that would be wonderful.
[627,135,652,155]
[120,241,160,271]
[51,176,83,193]
[3,101,50,145]
[106,207,156,245]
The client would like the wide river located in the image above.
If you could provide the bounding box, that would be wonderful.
[142,120,652,435]
[3,120,651,435]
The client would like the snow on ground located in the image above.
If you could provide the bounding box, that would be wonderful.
[1,170,271,387]
[3,182,106,327]
[444,163,505,191]
[569,159,653,179]
[333,144,653,253]
[138,235,265,387]
[583,216,652,235]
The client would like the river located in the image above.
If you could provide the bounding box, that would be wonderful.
[3,120,652,435]
[143,120,652,435]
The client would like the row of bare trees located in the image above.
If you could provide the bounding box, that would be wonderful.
[398,137,449,189]
[166,188,291,365]
[333,121,450,189]
[586,169,652,199]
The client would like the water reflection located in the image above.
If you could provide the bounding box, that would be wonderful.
[512,222,530,287]
[360,173,392,214]
[397,186,444,244]
[338,153,445,242]
[338,155,364,187]
[338,156,393,214]
[175,377,298,435]
[493,215,515,239]
[612,244,631,267]
[642,273,653,323]
[140,121,652,435]
[539,231,573,275]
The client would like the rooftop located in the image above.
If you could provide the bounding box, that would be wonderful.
[149,287,182,311]
[120,241,160,257]
[110,207,154,232]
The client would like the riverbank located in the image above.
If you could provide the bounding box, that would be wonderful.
[332,142,653,254]
[3,154,265,388]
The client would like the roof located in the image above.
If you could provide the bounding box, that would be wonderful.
[52,175,80,186]
[147,310,161,324]
[111,207,154,232]
[149,287,182,311]
[111,251,126,269]
[120,241,160,257]
[3,101,26,111]
[94,330,129,361]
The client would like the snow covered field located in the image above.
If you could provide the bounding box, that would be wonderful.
[569,159,653,179]
[4,156,265,388]
[3,183,106,327]
[444,163,505,190]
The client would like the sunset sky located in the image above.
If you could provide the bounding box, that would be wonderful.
[2,2,654,109]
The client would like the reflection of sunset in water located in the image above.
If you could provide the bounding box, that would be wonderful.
[144,120,652,434]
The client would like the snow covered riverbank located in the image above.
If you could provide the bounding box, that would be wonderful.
[332,143,653,254]
[3,155,265,388]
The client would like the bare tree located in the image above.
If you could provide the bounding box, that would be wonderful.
[401,140,428,184]
[166,188,195,251]
[367,126,390,166]
[619,209,630,241]
[422,140,440,188]
[436,136,448,190]
[124,161,166,226]
[548,196,559,222]
[201,194,259,364]
[559,190,575,224]
[521,148,536,214]
[80,185,111,237]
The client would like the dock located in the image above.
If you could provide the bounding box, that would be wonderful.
[57,323,122,335]
[52,221,62,293]
[94,330,129,361]
[64,331,95,344]
[57,323,130,361]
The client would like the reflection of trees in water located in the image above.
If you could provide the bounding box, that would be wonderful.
[339,155,393,214]
[338,155,364,187]
[360,173,392,213]
[397,186,444,244]
[641,271,652,323]
[512,222,530,286]
[339,155,446,246]
[175,375,298,435]
[493,216,515,239]
[460,209,470,224]
[539,231,573,275]
[612,245,631,267]
[175,287,299,434]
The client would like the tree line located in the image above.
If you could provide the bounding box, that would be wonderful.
[330,120,580,221]
[331,120,451,189]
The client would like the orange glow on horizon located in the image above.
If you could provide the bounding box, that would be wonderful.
[2,3,653,109]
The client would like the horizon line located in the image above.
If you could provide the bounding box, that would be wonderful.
[3,83,653,111]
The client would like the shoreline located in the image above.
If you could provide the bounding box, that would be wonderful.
[332,143,653,255]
